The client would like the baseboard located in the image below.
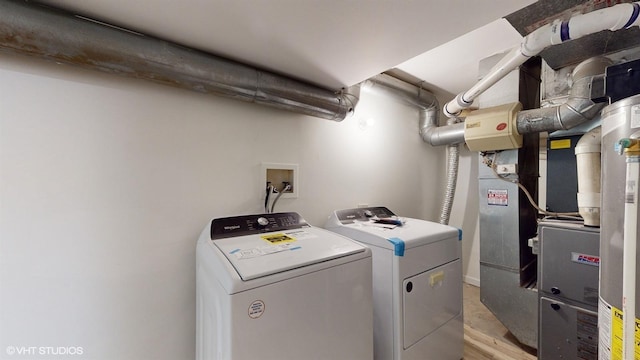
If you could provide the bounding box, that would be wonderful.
[464,275,480,287]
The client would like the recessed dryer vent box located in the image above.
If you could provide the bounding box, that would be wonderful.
[261,163,298,198]
[464,102,523,152]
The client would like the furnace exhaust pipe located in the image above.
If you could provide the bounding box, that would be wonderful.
[444,1,640,118]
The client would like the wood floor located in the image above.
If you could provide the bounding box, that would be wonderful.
[462,283,537,360]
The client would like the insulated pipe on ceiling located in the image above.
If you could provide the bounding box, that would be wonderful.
[0,0,353,121]
[444,1,640,118]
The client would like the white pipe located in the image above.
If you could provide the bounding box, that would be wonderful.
[619,132,640,360]
[575,127,601,227]
[444,1,640,118]
[444,47,528,117]
[623,156,638,360]
[565,3,640,39]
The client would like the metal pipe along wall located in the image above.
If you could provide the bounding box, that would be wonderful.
[0,0,352,121]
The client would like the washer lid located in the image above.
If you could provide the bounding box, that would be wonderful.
[214,226,366,281]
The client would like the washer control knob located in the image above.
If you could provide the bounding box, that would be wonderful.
[364,210,374,218]
[257,217,269,227]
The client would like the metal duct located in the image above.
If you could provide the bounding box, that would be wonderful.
[516,57,612,134]
[444,1,640,118]
[0,0,353,121]
[360,73,463,225]
[361,74,465,146]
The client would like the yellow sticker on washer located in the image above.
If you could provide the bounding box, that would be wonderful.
[261,233,296,244]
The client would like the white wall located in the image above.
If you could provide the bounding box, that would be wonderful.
[448,148,481,286]
[0,52,451,359]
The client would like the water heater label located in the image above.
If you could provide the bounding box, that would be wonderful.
[487,189,508,206]
[610,306,640,359]
[599,297,640,360]
[600,298,612,360]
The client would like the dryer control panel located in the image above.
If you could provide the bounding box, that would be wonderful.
[210,212,310,240]
[333,206,396,224]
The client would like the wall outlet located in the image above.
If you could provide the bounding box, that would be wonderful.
[261,163,298,199]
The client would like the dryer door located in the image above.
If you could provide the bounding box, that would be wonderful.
[402,259,462,349]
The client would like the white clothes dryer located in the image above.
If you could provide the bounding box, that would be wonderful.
[325,206,463,360]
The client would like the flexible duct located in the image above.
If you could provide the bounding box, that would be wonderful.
[444,1,640,118]
[439,118,460,225]
[361,74,461,224]
[0,0,353,121]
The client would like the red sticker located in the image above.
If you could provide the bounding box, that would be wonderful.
[496,123,507,131]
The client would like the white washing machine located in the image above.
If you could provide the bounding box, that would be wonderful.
[325,206,463,360]
[196,212,373,360]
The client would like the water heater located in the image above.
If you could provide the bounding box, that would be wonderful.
[599,94,640,359]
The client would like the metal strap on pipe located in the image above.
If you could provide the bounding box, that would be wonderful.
[0,0,352,121]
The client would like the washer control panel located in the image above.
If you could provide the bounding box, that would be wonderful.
[210,212,310,240]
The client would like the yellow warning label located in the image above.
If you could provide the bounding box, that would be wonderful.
[549,139,571,150]
[610,306,640,360]
[260,233,296,244]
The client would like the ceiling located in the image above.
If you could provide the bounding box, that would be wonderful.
[37,0,535,96]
